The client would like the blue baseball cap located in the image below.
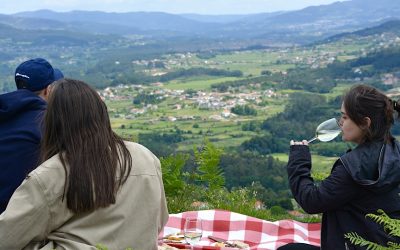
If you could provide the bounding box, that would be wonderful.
[15,58,64,92]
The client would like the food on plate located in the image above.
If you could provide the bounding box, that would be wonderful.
[231,241,250,249]
[213,240,250,249]
[167,235,184,241]
[214,242,225,247]
[158,243,180,250]
[162,233,185,243]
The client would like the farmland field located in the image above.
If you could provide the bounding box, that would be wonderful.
[107,39,377,172]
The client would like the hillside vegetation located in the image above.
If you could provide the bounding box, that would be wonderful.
[1,9,400,220]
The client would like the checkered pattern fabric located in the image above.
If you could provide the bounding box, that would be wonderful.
[160,210,321,250]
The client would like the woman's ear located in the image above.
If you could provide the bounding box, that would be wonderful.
[41,84,53,101]
[363,117,371,128]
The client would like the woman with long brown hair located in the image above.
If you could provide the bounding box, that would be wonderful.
[0,78,168,249]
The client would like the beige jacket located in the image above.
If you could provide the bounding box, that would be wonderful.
[0,141,169,250]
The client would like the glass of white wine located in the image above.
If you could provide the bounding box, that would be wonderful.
[184,217,203,249]
[308,118,342,143]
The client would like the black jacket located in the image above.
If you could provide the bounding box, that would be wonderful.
[287,140,400,250]
[0,90,46,213]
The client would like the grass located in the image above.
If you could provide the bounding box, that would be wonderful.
[322,83,351,100]
[111,111,261,150]
[168,50,299,76]
[336,55,358,61]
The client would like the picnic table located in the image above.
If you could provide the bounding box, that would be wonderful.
[159,210,321,250]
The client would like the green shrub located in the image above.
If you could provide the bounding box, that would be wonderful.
[160,141,318,222]
[344,209,400,250]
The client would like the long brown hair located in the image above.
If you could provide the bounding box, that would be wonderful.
[41,78,132,213]
[343,84,400,144]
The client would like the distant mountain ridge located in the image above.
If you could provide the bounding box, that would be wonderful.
[320,19,400,43]
[13,10,217,34]
[2,0,400,45]
[0,13,122,47]
[179,12,285,24]
[0,13,66,30]
[217,0,400,41]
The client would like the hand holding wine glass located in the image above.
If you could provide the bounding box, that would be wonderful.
[291,118,342,146]
[184,217,203,248]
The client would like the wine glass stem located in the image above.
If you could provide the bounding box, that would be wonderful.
[308,137,317,143]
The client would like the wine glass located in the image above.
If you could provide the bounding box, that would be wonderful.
[308,118,341,143]
[184,217,203,248]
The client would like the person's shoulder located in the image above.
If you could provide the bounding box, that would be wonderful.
[29,154,64,178]
[391,139,400,149]
[124,140,141,149]
[26,154,66,196]
[1,89,37,99]
[124,141,157,157]
[0,89,46,111]
[123,141,160,172]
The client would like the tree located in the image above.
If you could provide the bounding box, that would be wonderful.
[231,105,257,116]
[194,140,225,190]
[160,153,189,196]
[257,92,339,152]
[261,70,272,76]
[138,132,184,157]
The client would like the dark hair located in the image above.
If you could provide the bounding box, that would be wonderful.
[16,78,49,95]
[41,78,132,213]
[15,78,29,90]
[342,84,400,144]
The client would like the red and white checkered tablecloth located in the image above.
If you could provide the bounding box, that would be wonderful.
[159,210,321,250]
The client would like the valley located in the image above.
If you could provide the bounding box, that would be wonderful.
[1,2,400,218]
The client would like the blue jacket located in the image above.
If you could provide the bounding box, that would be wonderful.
[0,90,46,213]
[287,140,400,249]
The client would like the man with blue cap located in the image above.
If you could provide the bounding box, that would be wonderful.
[0,58,64,213]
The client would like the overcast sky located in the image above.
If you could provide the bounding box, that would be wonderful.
[1,0,348,15]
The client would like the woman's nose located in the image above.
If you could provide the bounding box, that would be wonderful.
[338,118,343,127]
